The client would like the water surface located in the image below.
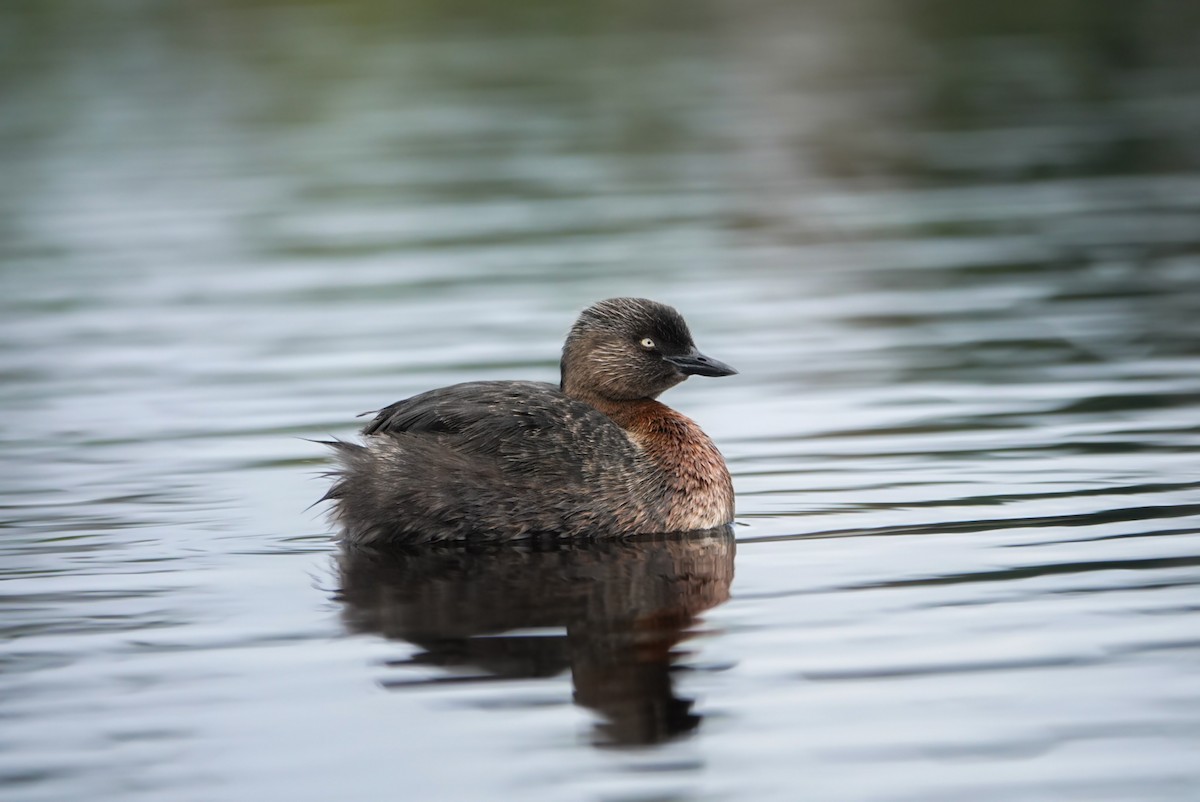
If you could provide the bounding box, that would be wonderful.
[2,2,1199,800]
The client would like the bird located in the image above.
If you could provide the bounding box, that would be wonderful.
[320,297,736,544]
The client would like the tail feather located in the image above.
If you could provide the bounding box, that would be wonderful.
[307,438,366,511]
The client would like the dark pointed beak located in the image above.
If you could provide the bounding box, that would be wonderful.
[664,349,738,378]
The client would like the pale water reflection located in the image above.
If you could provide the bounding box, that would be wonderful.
[2,1,1199,801]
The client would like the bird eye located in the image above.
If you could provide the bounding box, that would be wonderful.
[640,337,656,350]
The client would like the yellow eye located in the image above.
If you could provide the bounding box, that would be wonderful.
[640,337,656,349]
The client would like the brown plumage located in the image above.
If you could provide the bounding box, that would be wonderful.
[320,297,737,544]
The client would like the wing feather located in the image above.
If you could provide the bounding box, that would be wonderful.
[360,381,643,482]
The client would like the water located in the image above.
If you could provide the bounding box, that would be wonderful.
[2,2,1199,800]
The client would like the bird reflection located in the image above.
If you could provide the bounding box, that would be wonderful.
[335,528,735,746]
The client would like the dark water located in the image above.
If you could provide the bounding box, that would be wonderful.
[2,2,1199,800]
